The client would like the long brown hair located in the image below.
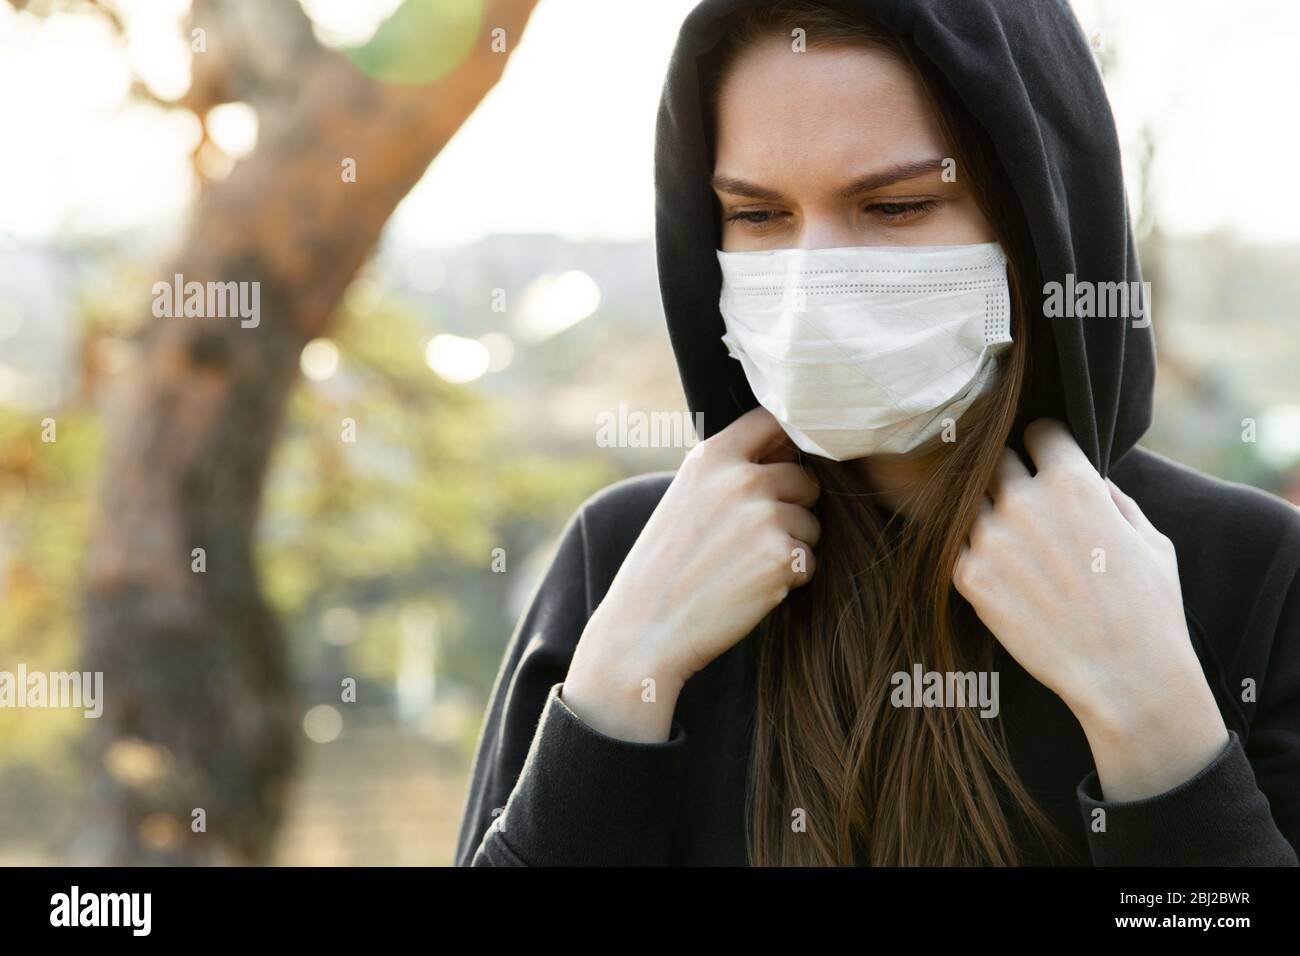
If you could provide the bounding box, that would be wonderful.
[705,0,1075,865]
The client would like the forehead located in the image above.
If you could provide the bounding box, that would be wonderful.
[713,38,948,183]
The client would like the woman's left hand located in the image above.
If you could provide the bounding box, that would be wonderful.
[953,418,1229,800]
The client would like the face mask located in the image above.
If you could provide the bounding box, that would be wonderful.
[715,241,1013,461]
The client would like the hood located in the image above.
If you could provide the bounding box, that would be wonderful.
[653,0,1155,475]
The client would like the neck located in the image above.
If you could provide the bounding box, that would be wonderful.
[852,443,947,518]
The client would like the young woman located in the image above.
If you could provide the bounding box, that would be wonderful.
[455,0,1300,865]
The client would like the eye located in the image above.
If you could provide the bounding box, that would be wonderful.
[724,209,789,227]
[865,198,940,222]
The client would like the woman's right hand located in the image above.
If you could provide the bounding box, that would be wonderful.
[563,406,821,741]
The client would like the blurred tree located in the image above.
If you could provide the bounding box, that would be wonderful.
[24,0,542,864]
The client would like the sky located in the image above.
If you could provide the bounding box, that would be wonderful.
[2,0,1300,247]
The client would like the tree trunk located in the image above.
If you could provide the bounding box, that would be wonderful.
[81,0,539,864]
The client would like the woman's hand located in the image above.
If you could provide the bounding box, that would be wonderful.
[564,406,821,742]
[954,418,1229,800]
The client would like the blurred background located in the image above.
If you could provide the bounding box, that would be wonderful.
[1,0,1298,865]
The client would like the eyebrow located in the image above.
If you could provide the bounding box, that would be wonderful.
[711,158,948,202]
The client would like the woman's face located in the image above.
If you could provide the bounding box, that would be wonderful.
[712,37,996,252]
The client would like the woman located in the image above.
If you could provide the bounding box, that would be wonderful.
[455,0,1300,865]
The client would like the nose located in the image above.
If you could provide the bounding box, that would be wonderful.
[796,213,863,251]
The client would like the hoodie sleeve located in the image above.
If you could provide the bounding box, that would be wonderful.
[1075,565,1300,867]
[453,501,688,867]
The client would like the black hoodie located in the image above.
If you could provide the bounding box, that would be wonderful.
[454,0,1300,866]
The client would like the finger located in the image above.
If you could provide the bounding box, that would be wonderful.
[953,543,974,596]
[1106,477,1169,549]
[965,495,993,548]
[756,433,802,464]
[714,405,790,462]
[988,447,1031,502]
[761,461,821,508]
[774,501,821,548]
[1023,418,1094,477]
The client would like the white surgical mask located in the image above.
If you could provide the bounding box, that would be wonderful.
[716,241,1013,460]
